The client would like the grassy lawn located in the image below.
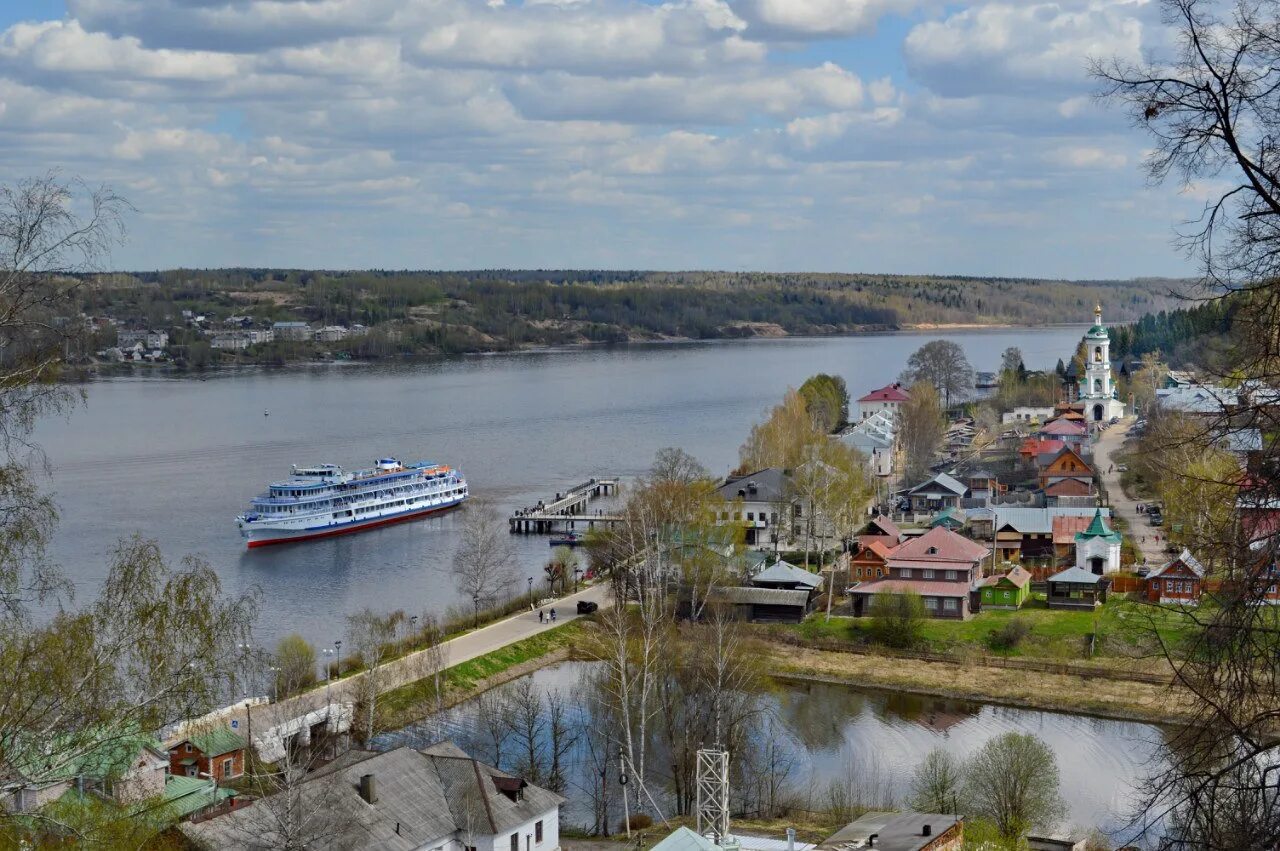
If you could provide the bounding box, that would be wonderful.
[378,619,589,724]
[791,594,1195,660]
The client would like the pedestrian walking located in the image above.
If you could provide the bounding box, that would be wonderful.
[550,608,557,622]
[538,609,544,623]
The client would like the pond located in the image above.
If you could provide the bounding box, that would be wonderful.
[376,661,1167,843]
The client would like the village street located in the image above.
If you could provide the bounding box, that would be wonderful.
[1093,417,1166,566]
[209,581,610,748]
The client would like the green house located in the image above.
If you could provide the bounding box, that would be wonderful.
[979,565,1032,609]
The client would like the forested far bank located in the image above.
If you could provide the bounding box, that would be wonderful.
[73,268,1186,367]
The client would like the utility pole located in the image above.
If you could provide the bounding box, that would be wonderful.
[696,748,730,843]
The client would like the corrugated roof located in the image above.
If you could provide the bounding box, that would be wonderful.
[857,383,910,403]
[705,586,811,606]
[971,505,1109,535]
[182,727,245,758]
[1149,549,1206,579]
[653,827,720,851]
[908,471,967,496]
[1048,566,1107,584]
[715,468,790,505]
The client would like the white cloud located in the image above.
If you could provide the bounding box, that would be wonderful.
[904,1,1146,96]
[1046,145,1127,169]
[735,0,933,38]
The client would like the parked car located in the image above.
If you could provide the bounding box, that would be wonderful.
[576,600,599,615]
[1110,417,1120,424]
[1136,565,1152,577]
[1116,464,1128,473]
[1150,515,1164,527]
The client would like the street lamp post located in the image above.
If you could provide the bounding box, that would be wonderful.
[527,576,534,609]
[334,640,342,679]
[268,666,280,703]
[409,615,418,652]
[573,567,582,593]
[472,593,480,629]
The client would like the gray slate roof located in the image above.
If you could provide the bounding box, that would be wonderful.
[182,744,563,850]
[1048,566,1107,585]
[652,827,720,851]
[705,586,811,606]
[752,560,823,590]
[908,472,967,497]
[715,468,790,504]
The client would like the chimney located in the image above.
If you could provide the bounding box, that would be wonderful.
[922,824,931,837]
[359,773,377,804]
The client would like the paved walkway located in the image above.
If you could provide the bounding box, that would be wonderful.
[1093,417,1165,566]
[206,582,609,746]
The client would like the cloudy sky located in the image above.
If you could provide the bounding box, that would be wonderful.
[0,0,1204,275]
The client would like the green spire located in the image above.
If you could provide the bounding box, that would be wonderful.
[1076,508,1121,541]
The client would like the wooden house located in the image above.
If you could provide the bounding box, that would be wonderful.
[1046,566,1110,610]
[690,586,813,623]
[850,538,895,581]
[1143,549,1205,604]
[860,514,902,547]
[168,728,246,784]
[1037,417,1088,448]
[1019,437,1067,467]
[907,472,968,516]
[979,566,1032,609]
[1038,446,1094,494]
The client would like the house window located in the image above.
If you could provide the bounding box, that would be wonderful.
[184,744,192,753]
[511,834,519,851]
[922,569,934,579]
[747,512,754,521]
[222,757,235,778]
[536,821,544,844]
[926,546,938,555]
[943,598,958,611]
[946,570,956,581]
[1151,580,1160,591]
[923,597,938,610]
[900,568,912,578]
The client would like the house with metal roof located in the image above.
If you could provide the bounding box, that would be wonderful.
[821,811,962,850]
[713,467,794,546]
[906,472,968,517]
[1046,566,1110,610]
[167,727,246,785]
[1143,549,1206,605]
[848,527,989,620]
[682,585,815,623]
[183,741,564,851]
[856,382,910,421]
[751,559,823,592]
[979,566,1032,609]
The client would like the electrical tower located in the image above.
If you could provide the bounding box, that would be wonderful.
[695,747,730,842]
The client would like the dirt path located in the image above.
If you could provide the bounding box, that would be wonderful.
[1093,417,1166,566]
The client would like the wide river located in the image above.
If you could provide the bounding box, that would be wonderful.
[35,326,1085,647]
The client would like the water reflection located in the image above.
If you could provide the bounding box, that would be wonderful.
[378,661,1167,841]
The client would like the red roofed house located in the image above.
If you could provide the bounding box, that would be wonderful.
[1019,438,1067,467]
[850,538,895,582]
[1052,515,1093,563]
[1037,417,1088,448]
[857,382,910,421]
[1143,550,1206,604]
[848,526,990,619]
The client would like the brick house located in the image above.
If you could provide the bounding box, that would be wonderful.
[168,728,246,784]
[1143,549,1206,604]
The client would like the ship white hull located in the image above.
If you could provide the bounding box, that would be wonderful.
[239,494,466,547]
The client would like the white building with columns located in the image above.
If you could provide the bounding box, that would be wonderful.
[1078,303,1127,422]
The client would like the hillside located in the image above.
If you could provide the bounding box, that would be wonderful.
[77,269,1189,364]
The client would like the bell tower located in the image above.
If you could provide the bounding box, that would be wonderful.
[1080,302,1124,421]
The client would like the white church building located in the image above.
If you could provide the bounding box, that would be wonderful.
[1079,303,1127,422]
[1076,508,1123,574]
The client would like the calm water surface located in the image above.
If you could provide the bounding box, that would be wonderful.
[381,661,1164,842]
[36,328,1085,646]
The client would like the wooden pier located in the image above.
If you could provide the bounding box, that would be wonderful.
[509,477,623,534]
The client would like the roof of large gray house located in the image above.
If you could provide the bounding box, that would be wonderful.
[715,468,790,504]
[907,472,966,497]
[1156,385,1237,413]
[181,743,563,850]
[822,812,961,851]
[752,560,823,590]
[967,505,1109,534]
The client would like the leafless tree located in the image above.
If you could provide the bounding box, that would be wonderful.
[1094,2,1280,844]
[451,499,518,609]
[345,608,397,744]
[471,688,516,770]
[901,340,973,408]
[545,688,577,794]
[508,678,547,784]
[228,741,349,851]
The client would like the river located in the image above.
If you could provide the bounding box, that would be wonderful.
[34,327,1086,647]
[379,661,1166,843]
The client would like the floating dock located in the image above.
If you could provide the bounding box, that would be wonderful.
[509,477,622,534]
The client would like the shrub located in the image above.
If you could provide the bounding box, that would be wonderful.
[868,589,927,649]
[621,814,653,831]
[988,618,1032,651]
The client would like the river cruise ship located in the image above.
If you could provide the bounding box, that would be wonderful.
[236,457,468,547]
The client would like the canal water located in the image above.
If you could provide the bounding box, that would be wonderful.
[34,327,1085,646]
[378,661,1165,842]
